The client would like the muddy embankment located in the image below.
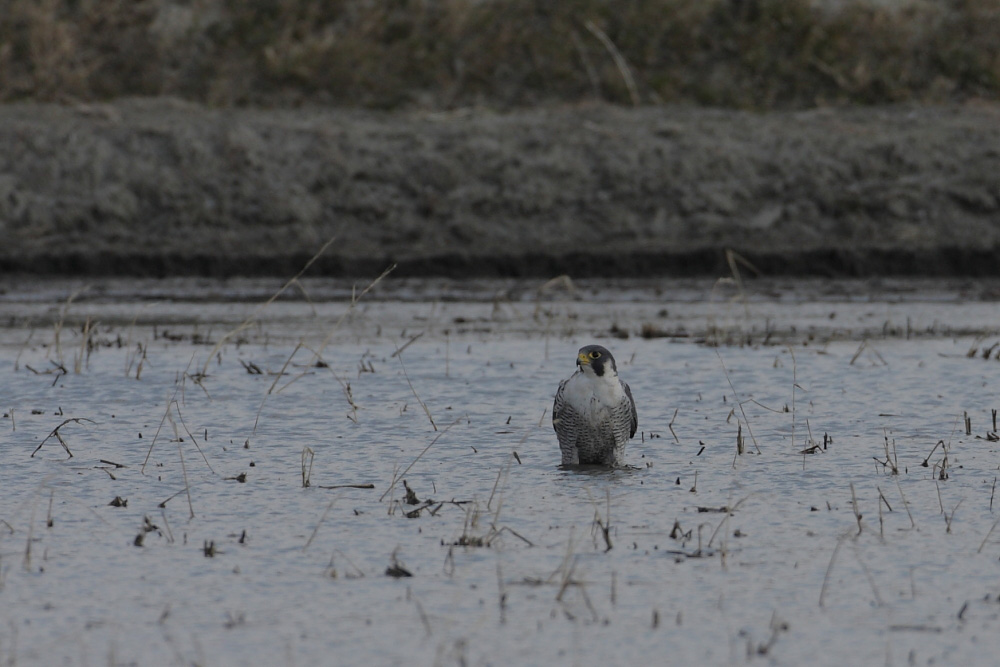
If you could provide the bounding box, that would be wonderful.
[1,99,999,279]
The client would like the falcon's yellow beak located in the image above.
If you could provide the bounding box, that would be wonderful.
[577,352,591,366]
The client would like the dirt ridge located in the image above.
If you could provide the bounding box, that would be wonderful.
[2,99,999,278]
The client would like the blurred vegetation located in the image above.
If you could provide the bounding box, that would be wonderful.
[0,0,998,109]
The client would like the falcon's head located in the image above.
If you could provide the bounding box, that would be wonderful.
[576,345,617,378]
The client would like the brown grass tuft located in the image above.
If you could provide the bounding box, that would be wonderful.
[1,0,998,108]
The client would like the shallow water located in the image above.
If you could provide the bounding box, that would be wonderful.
[2,278,1000,665]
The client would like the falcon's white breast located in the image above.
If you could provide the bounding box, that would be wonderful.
[552,345,637,467]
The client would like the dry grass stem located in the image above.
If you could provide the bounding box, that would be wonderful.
[583,19,639,106]
[52,285,89,367]
[380,418,461,502]
[396,347,436,431]
[201,235,339,377]
[944,499,962,534]
[142,353,198,473]
[308,264,396,365]
[977,518,1000,553]
[818,533,848,608]
[73,316,92,374]
[22,495,37,571]
[724,248,760,318]
[850,542,884,607]
[716,350,760,453]
[15,329,35,372]
[176,439,194,520]
[171,402,214,473]
[252,341,305,436]
[303,497,337,551]
[391,332,424,358]
[895,476,916,529]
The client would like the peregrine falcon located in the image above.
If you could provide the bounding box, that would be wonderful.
[552,345,638,467]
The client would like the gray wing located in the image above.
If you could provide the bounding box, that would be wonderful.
[552,378,573,440]
[622,381,638,438]
[552,378,582,464]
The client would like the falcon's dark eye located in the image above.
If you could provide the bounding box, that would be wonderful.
[590,351,601,359]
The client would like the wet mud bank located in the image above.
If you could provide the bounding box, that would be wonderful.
[2,99,999,278]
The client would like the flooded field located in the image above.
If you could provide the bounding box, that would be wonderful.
[2,276,1000,666]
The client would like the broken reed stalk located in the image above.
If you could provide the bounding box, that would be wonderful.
[922,439,943,467]
[302,447,315,488]
[601,488,613,552]
[31,417,95,458]
[496,563,507,625]
[390,332,424,358]
[850,483,863,535]
[731,423,744,468]
[584,487,614,552]
[878,491,884,539]
[883,430,899,474]
[716,349,760,453]
[877,486,892,512]
[74,316,92,374]
[200,235,339,377]
[379,418,461,502]
[52,285,89,367]
[23,494,37,571]
[396,347,436,431]
[788,345,797,450]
